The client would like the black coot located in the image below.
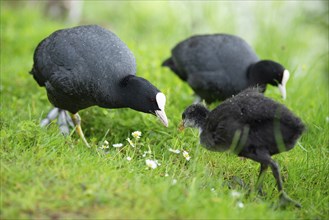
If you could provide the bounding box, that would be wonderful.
[163,34,290,103]
[180,88,304,207]
[31,25,168,147]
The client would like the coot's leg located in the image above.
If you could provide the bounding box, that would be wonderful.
[256,163,268,196]
[71,113,91,148]
[268,159,301,208]
[241,148,301,208]
[40,108,74,135]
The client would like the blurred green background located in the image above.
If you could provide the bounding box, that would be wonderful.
[1,1,328,219]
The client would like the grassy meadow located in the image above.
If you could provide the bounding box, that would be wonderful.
[1,1,328,219]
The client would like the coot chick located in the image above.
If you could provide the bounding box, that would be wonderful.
[30,25,168,147]
[163,34,290,103]
[180,88,304,208]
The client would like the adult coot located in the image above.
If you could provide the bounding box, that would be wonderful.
[163,34,290,103]
[30,25,168,147]
[180,88,304,208]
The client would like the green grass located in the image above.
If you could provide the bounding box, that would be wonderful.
[1,1,328,219]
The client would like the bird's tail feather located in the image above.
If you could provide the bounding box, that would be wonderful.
[162,57,174,67]
[29,66,45,87]
[162,57,187,81]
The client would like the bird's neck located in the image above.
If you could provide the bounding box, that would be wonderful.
[195,108,209,130]
[247,63,259,84]
[198,120,207,131]
[95,76,135,109]
[103,75,150,113]
[247,63,267,91]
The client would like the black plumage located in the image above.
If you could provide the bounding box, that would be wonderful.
[163,34,290,103]
[181,88,305,207]
[30,25,168,146]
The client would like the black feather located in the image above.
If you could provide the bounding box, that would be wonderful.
[163,34,287,103]
[30,25,164,115]
[181,88,305,206]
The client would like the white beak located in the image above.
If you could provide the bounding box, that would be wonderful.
[278,83,286,100]
[155,110,168,127]
[155,92,168,127]
[278,69,290,100]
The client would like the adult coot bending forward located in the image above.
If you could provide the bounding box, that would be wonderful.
[31,25,168,147]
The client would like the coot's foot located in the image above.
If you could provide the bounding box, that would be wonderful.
[40,108,90,148]
[279,191,301,209]
[257,187,267,197]
[40,108,74,135]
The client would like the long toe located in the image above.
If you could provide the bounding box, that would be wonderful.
[279,192,302,209]
[257,187,267,197]
[65,111,75,128]
[40,108,75,136]
[57,110,74,135]
[40,108,60,127]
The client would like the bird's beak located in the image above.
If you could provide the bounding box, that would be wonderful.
[278,69,290,100]
[155,92,168,127]
[155,110,168,127]
[278,83,286,100]
[178,121,185,131]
